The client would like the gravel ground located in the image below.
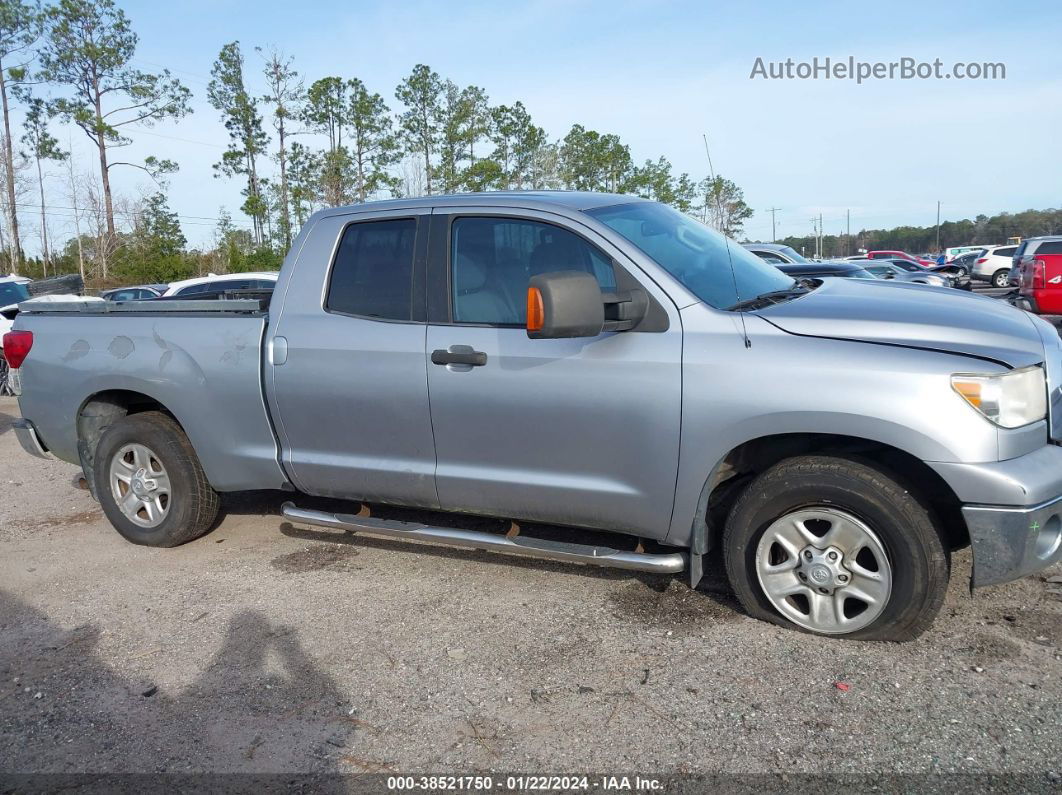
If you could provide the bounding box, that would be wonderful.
[1,395,1060,788]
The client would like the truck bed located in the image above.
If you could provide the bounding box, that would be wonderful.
[14,299,289,492]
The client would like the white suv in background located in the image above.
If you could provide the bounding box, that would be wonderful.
[972,245,1019,287]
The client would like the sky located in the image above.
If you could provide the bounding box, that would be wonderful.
[20,0,1062,253]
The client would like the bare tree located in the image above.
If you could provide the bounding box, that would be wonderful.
[0,131,30,271]
[398,155,426,199]
[63,143,84,281]
[0,0,42,271]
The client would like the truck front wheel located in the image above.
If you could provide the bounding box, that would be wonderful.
[93,411,220,547]
[723,455,949,641]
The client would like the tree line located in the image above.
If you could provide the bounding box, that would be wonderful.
[2,0,1058,288]
[0,0,753,287]
[778,207,1062,259]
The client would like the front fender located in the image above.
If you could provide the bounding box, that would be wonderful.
[666,309,1013,547]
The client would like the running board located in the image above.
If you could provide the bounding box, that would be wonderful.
[281,502,686,575]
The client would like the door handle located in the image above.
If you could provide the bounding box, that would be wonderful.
[431,348,487,367]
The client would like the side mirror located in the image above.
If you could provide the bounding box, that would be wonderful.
[526,271,604,339]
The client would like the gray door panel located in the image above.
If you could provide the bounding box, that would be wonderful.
[425,208,683,538]
[268,210,439,508]
[426,325,682,536]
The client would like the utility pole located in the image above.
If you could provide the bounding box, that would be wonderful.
[810,217,818,259]
[766,207,781,242]
[846,209,851,256]
[935,201,941,252]
[819,212,823,259]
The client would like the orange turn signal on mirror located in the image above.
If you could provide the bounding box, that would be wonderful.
[527,286,544,332]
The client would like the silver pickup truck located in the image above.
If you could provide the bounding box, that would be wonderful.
[8,192,1062,641]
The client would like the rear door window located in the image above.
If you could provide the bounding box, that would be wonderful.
[327,218,417,320]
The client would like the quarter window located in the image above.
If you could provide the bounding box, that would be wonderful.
[327,218,417,320]
[451,217,616,325]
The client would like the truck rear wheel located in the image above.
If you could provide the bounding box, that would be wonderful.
[723,455,949,641]
[93,411,220,547]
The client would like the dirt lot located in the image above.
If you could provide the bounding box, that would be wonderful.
[1,395,1060,786]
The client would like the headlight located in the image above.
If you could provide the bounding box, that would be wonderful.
[951,366,1047,428]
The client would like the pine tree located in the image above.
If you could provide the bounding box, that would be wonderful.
[259,47,302,249]
[19,95,66,274]
[40,0,191,245]
[395,64,442,195]
[208,41,269,245]
[0,0,42,270]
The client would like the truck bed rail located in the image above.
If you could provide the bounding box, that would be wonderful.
[17,298,268,315]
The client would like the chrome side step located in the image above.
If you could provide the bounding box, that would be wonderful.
[281,502,687,575]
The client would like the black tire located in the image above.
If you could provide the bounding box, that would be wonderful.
[93,411,220,547]
[992,269,1010,288]
[722,455,949,642]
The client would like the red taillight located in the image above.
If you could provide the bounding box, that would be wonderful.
[1032,259,1047,289]
[1,330,32,368]
[976,257,987,264]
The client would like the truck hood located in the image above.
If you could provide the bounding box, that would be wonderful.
[756,277,1045,368]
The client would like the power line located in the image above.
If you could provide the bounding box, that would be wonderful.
[20,208,243,229]
[765,207,780,242]
[132,128,227,149]
[14,201,254,227]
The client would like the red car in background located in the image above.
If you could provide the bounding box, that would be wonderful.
[865,250,936,267]
[1016,236,1062,314]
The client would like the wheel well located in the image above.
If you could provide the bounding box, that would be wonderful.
[76,390,181,495]
[702,433,969,554]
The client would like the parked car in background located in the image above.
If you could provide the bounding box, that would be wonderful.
[1015,237,1062,314]
[865,250,935,266]
[869,258,970,289]
[860,261,949,287]
[945,245,991,262]
[775,261,876,280]
[0,275,31,339]
[161,272,279,298]
[0,276,32,393]
[100,284,167,301]
[950,250,984,274]
[1013,236,1062,275]
[972,245,1019,287]
[741,242,809,265]
[927,264,973,290]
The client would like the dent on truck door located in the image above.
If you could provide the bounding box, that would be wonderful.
[268,211,439,508]
[425,211,682,538]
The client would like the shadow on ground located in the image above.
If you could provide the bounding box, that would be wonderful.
[0,589,359,785]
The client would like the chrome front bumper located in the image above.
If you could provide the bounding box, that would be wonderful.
[13,418,52,460]
[964,495,1062,587]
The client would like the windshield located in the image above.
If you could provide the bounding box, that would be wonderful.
[0,280,29,307]
[585,202,794,309]
[776,245,808,263]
